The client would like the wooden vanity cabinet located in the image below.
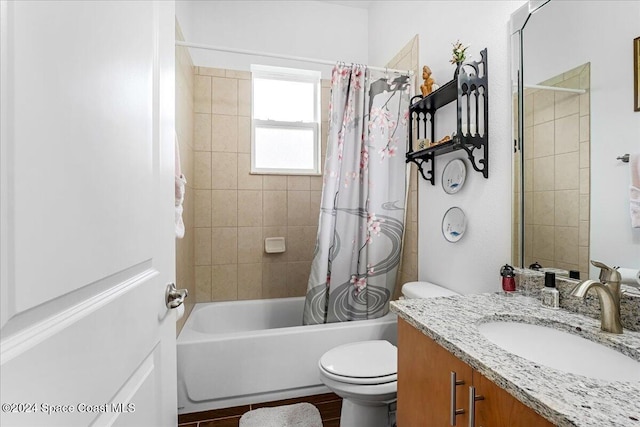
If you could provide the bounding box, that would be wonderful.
[472,372,555,427]
[397,318,554,427]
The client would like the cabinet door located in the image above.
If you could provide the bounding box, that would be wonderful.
[398,318,473,426]
[472,371,555,427]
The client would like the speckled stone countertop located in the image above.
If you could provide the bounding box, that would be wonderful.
[391,294,640,427]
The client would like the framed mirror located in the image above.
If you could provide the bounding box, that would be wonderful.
[510,0,640,279]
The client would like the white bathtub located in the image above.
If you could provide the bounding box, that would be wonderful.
[177,297,397,414]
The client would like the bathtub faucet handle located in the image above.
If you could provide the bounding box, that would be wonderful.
[166,282,188,309]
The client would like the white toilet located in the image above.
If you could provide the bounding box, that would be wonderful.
[318,282,459,427]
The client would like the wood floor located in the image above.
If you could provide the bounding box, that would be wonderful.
[178,392,342,427]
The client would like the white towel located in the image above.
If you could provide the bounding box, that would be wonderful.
[175,135,186,239]
[630,153,640,228]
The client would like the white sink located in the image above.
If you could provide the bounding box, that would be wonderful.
[477,321,640,382]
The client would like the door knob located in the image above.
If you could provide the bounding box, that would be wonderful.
[165,283,188,309]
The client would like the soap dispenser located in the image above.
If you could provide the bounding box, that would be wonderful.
[529,261,542,271]
[541,272,559,309]
[500,264,516,293]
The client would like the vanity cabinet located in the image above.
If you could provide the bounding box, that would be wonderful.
[406,49,489,185]
[397,318,554,427]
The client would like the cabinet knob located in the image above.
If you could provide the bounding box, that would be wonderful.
[468,386,485,427]
[450,371,466,426]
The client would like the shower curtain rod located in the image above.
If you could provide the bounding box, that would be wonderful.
[523,84,586,94]
[175,41,414,75]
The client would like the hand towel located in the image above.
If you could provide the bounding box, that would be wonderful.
[175,135,186,239]
[630,153,640,228]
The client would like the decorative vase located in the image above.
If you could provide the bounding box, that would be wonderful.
[453,63,462,79]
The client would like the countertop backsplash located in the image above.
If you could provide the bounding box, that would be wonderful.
[515,268,640,332]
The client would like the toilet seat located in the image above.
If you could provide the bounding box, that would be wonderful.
[319,340,397,385]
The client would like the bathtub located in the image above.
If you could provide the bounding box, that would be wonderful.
[177,296,397,414]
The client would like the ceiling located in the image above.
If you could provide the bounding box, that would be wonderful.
[319,1,373,9]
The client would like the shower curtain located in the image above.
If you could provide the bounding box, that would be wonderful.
[303,64,411,325]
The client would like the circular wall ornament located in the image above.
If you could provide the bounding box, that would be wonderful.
[442,207,467,243]
[442,158,467,194]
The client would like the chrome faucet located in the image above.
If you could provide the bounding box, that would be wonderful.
[570,260,623,334]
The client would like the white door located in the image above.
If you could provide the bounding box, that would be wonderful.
[0,1,178,426]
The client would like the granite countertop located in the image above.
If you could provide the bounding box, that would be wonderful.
[391,293,640,427]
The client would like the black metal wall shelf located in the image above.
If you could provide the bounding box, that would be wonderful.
[407,49,489,185]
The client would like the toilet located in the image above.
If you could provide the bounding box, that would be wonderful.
[317,281,459,427]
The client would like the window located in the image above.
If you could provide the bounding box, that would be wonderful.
[251,65,321,175]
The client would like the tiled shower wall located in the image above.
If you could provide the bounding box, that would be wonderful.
[521,63,591,278]
[175,22,195,333]
[191,44,421,303]
[192,66,329,302]
[386,35,420,300]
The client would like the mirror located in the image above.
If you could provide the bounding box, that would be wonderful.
[514,61,590,279]
[510,0,640,279]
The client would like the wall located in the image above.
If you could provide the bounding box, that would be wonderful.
[522,0,640,277]
[176,22,195,333]
[369,1,526,294]
[520,64,591,279]
[175,0,368,78]
[191,66,329,302]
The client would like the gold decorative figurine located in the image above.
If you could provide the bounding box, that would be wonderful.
[420,65,435,96]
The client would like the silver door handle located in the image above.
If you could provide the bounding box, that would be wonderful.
[450,371,465,426]
[165,283,188,309]
[468,386,485,427]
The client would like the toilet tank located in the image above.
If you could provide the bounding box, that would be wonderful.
[401,281,459,299]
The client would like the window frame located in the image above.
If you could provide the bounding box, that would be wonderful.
[250,64,322,175]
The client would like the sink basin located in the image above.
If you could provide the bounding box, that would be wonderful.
[477,321,640,382]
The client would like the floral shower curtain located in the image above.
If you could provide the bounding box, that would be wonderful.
[303,64,411,325]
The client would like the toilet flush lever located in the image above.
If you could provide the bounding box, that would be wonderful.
[166,283,188,309]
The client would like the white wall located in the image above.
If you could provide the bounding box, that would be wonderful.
[175,0,369,78]
[369,1,526,295]
[522,1,640,277]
